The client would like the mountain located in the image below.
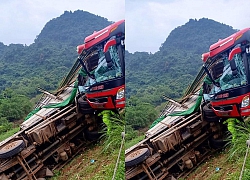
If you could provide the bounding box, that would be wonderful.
[0,10,111,98]
[35,10,111,46]
[126,18,237,105]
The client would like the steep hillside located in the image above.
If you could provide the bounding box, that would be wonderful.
[126,18,237,103]
[0,10,111,98]
[125,18,237,129]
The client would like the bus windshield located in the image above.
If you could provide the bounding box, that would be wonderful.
[94,45,122,83]
[218,54,247,91]
[78,44,123,93]
[204,53,247,100]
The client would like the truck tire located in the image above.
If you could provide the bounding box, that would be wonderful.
[203,103,215,117]
[209,137,227,149]
[78,98,94,114]
[78,98,91,108]
[125,148,150,167]
[0,140,25,159]
[84,129,103,141]
[203,103,220,122]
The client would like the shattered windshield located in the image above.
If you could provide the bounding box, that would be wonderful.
[204,53,247,100]
[80,45,122,91]
[94,45,122,83]
[218,54,247,90]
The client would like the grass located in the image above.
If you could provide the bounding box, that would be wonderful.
[51,142,125,180]
[0,127,20,141]
[125,135,145,149]
[187,121,250,180]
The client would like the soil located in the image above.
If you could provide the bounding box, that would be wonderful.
[57,142,113,180]
[186,149,238,180]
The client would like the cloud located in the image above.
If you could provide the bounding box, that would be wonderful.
[0,0,124,45]
[126,0,250,53]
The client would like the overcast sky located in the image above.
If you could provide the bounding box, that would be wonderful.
[0,0,124,46]
[1,0,250,53]
[126,0,250,53]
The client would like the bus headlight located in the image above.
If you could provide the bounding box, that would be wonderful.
[116,88,125,100]
[241,95,250,107]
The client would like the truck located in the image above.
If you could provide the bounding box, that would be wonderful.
[125,28,249,179]
[0,20,125,180]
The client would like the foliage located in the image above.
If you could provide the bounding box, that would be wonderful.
[227,123,250,159]
[0,127,20,141]
[0,10,111,131]
[101,113,125,153]
[0,10,111,99]
[125,97,158,129]
[125,125,138,141]
[98,113,125,179]
[225,121,250,179]
[125,134,145,150]
[0,88,32,122]
[125,18,237,130]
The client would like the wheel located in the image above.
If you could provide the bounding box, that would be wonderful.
[0,140,25,158]
[78,98,94,114]
[202,103,220,122]
[84,129,103,141]
[78,98,91,108]
[209,137,227,149]
[125,148,150,167]
[203,115,220,122]
[203,103,216,117]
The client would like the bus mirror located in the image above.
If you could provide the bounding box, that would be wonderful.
[105,51,112,65]
[104,38,119,67]
[230,59,238,76]
[104,39,117,53]
[202,52,210,62]
[229,47,242,60]
[77,44,85,54]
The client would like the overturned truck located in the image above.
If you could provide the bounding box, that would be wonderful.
[0,20,125,180]
[125,27,250,179]
[125,92,227,180]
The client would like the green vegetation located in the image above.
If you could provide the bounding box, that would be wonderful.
[125,134,144,149]
[0,10,111,135]
[187,121,250,180]
[0,10,111,99]
[226,122,250,179]
[0,88,32,137]
[125,18,236,131]
[0,127,20,141]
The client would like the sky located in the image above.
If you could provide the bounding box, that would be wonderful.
[0,0,250,53]
[126,0,250,53]
[0,0,124,46]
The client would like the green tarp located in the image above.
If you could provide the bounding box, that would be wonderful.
[149,116,166,129]
[24,108,41,121]
[24,81,78,121]
[24,67,88,121]
[43,81,78,109]
[149,89,203,129]
[168,90,203,116]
